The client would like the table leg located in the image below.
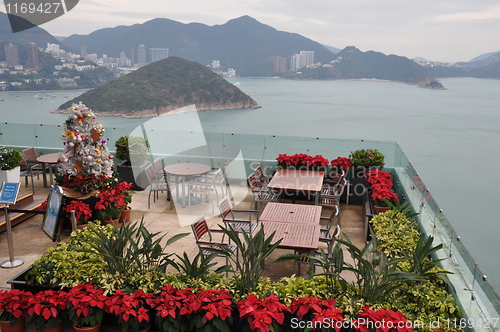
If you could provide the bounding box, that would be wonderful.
[182,176,186,208]
[308,248,315,279]
[41,163,48,188]
[314,192,319,205]
[48,164,54,186]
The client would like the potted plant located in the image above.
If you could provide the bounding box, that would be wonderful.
[95,181,132,225]
[64,200,93,229]
[106,289,151,332]
[329,156,351,180]
[26,289,69,332]
[114,136,150,191]
[0,289,32,332]
[349,149,385,178]
[67,284,107,332]
[371,184,399,214]
[0,147,23,184]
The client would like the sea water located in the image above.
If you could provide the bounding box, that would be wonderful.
[1,77,499,293]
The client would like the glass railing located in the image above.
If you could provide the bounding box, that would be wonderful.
[1,122,499,331]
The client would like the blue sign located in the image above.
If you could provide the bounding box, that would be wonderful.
[0,182,20,204]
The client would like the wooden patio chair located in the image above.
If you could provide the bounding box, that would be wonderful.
[20,147,44,193]
[217,197,258,234]
[191,215,237,274]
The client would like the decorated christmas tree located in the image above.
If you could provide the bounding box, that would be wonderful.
[56,102,115,194]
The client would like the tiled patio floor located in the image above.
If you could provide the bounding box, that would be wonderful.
[0,173,367,290]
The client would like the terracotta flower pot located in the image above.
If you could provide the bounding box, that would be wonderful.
[374,205,391,214]
[0,318,26,332]
[72,323,101,332]
[102,219,120,226]
[119,208,132,223]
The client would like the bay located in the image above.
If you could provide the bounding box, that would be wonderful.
[0,77,499,293]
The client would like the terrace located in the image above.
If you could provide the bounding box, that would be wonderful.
[0,119,499,331]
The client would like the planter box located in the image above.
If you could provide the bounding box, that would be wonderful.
[347,170,369,205]
[7,267,61,292]
[115,162,149,191]
[0,166,21,184]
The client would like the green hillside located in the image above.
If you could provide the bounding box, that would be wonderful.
[57,57,259,117]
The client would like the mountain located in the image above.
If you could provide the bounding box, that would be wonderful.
[56,56,259,117]
[423,51,500,79]
[469,50,500,63]
[288,46,443,88]
[0,11,66,48]
[323,45,341,53]
[63,15,335,76]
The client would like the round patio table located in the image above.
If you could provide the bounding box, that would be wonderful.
[164,163,211,208]
[36,153,60,187]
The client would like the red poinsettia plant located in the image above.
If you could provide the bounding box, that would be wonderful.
[354,305,413,332]
[67,283,107,328]
[106,289,152,332]
[95,181,133,221]
[276,153,329,170]
[148,286,234,332]
[26,289,69,332]
[330,157,352,172]
[237,294,290,332]
[290,296,344,332]
[0,289,33,325]
[371,184,399,207]
[365,170,393,188]
[55,173,112,195]
[64,200,92,226]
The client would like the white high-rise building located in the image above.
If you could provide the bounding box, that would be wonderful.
[150,48,169,63]
[137,44,147,65]
[290,51,315,71]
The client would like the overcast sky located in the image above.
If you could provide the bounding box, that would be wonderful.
[13,0,500,63]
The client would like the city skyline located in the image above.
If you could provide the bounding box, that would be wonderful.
[3,0,499,64]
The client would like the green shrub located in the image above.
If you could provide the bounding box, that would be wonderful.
[114,135,150,164]
[0,147,23,170]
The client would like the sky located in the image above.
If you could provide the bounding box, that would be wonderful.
[5,0,500,63]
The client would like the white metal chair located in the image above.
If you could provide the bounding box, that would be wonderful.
[188,169,223,213]
[145,164,176,209]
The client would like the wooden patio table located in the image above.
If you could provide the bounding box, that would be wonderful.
[267,169,325,204]
[254,220,320,277]
[259,202,322,224]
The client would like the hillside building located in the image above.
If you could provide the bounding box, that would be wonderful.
[137,44,147,65]
[150,48,169,63]
[4,43,20,68]
[273,55,287,73]
[26,42,39,69]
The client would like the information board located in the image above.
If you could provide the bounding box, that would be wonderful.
[0,182,20,204]
[41,186,65,242]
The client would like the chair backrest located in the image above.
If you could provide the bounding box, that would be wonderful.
[247,173,259,190]
[255,165,265,182]
[336,178,347,196]
[325,205,339,230]
[218,197,233,220]
[22,147,38,162]
[145,164,157,182]
[324,224,341,254]
[191,215,212,242]
[212,169,224,184]
[153,158,164,174]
